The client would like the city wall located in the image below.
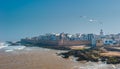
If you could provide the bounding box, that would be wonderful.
[58,40,91,46]
[21,39,91,46]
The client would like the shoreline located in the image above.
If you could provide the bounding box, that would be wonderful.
[0,46,120,69]
[0,47,77,69]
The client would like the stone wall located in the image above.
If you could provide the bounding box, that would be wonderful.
[21,39,91,46]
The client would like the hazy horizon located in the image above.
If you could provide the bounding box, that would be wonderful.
[0,0,120,41]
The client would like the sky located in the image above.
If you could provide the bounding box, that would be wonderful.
[0,0,120,41]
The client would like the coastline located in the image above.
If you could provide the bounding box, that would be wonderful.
[0,46,120,69]
[0,47,78,69]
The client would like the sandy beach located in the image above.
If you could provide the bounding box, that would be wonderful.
[0,47,79,69]
[0,47,120,69]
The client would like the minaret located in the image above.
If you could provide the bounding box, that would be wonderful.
[100,29,103,36]
[100,29,104,39]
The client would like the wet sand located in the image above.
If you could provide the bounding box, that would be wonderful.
[100,51,120,56]
[1,47,120,69]
[0,47,78,69]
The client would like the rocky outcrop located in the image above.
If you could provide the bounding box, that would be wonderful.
[59,47,120,64]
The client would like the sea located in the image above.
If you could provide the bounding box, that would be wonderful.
[0,42,26,52]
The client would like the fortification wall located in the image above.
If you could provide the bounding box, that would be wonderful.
[21,39,91,46]
[58,40,91,46]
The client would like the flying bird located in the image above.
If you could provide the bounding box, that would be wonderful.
[80,15,103,25]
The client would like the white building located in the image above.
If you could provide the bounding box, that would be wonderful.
[103,39,117,45]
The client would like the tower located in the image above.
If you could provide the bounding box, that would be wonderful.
[100,29,103,36]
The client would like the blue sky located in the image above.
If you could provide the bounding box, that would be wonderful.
[0,0,120,41]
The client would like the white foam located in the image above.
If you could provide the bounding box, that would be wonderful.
[0,42,8,49]
[44,49,50,51]
[72,62,115,69]
[4,46,26,50]
[0,46,7,49]
[1,46,26,53]
[5,49,13,52]
[14,46,26,50]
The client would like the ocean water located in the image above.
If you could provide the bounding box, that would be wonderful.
[0,43,8,49]
[0,46,8,49]
[0,45,26,52]
[72,61,118,69]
